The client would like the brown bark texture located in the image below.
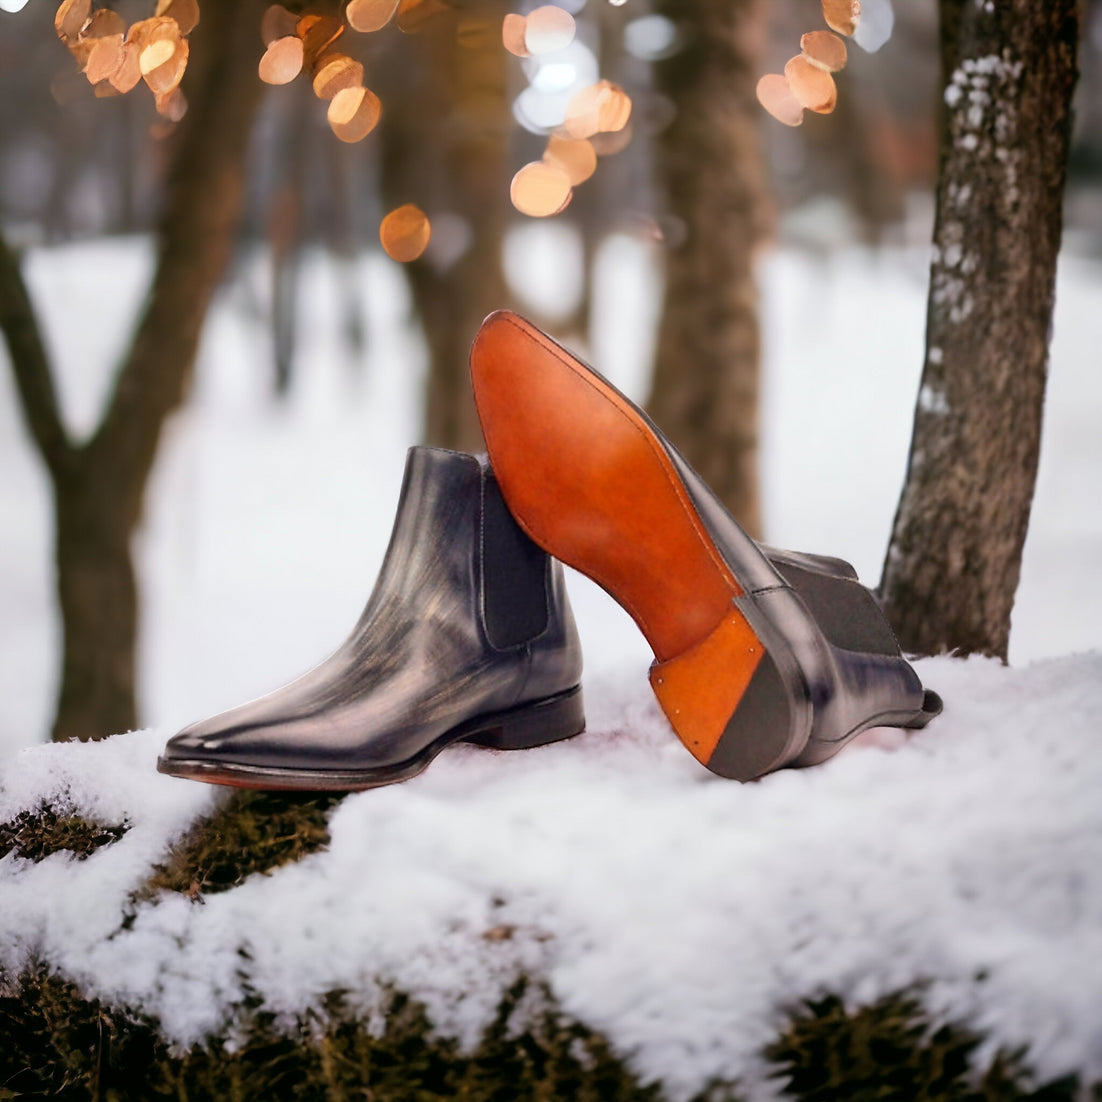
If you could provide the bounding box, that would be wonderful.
[646,0,771,539]
[378,5,512,454]
[1,0,266,741]
[879,0,1079,660]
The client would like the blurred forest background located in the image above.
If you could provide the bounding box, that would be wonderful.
[6,0,1099,420]
[0,0,1099,743]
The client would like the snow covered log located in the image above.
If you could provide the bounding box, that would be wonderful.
[2,656,1101,1100]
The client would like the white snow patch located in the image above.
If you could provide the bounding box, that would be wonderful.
[918,383,949,415]
[945,53,1025,168]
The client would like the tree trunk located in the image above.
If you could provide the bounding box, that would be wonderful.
[378,5,512,453]
[53,476,139,741]
[646,0,770,538]
[2,0,267,741]
[879,2,1079,660]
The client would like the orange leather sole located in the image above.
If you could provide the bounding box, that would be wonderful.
[471,311,799,777]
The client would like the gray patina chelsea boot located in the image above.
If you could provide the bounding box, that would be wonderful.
[471,311,940,783]
[158,447,584,790]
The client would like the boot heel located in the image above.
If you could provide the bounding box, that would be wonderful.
[649,595,812,782]
[465,686,585,751]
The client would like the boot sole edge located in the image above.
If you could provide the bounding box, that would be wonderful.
[156,686,585,792]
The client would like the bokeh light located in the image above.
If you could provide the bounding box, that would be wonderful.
[784,54,837,113]
[345,0,400,33]
[524,5,576,56]
[258,34,304,84]
[543,134,597,185]
[327,85,381,142]
[623,14,680,62]
[312,55,364,100]
[380,204,431,262]
[800,30,847,72]
[822,0,860,37]
[756,73,804,127]
[510,161,572,217]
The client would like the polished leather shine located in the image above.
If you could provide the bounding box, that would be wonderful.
[158,447,584,790]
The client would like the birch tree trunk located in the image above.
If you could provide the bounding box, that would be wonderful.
[879,1,1080,659]
[646,0,771,537]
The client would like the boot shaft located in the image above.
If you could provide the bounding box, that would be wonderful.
[369,447,582,686]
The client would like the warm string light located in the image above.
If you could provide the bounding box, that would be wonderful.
[756,0,857,127]
[345,0,400,33]
[53,0,198,119]
[53,1,634,252]
[379,203,432,261]
[54,0,443,260]
[502,8,633,218]
[255,3,440,258]
[822,0,861,37]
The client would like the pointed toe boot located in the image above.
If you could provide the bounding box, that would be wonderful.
[469,310,940,782]
[157,447,585,791]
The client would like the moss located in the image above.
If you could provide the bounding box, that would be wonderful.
[0,965,163,1099]
[142,789,342,899]
[2,962,1093,1101]
[764,990,1083,1102]
[0,970,675,1101]
[0,803,128,862]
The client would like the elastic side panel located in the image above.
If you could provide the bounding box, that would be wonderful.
[481,471,550,649]
[773,564,900,656]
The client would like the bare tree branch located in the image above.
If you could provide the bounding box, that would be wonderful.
[88,0,267,520]
[44,0,267,742]
[0,228,72,476]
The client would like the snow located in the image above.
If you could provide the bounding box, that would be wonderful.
[2,656,1101,1096]
[2,236,1102,1094]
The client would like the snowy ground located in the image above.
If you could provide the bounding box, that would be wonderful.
[1,236,1101,1094]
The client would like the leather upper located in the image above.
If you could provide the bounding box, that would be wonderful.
[162,447,583,773]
